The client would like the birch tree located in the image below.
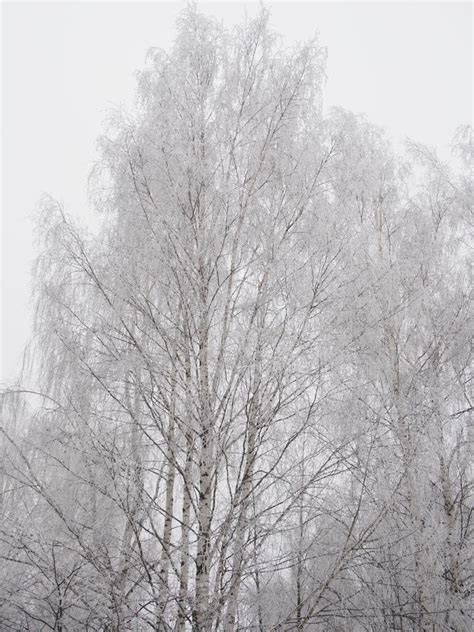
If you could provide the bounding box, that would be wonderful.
[1,5,471,632]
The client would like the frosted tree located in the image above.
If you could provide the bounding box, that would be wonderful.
[1,5,471,632]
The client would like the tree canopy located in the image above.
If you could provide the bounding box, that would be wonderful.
[1,5,472,631]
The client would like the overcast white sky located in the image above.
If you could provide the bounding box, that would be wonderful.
[1,0,472,384]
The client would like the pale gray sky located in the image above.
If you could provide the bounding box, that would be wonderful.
[1,0,472,384]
